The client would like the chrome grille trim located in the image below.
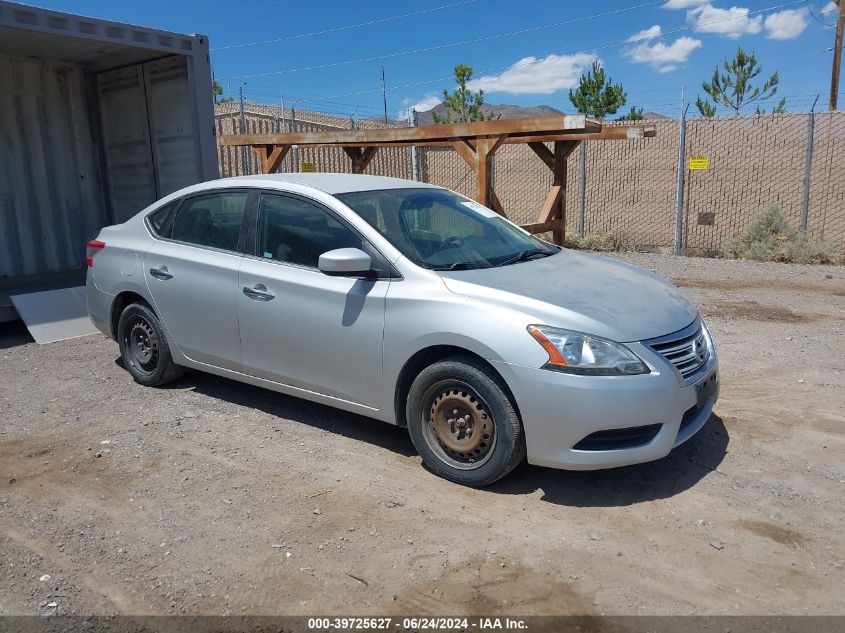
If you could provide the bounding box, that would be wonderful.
[646,319,710,383]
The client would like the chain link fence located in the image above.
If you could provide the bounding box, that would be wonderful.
[216,103,845,255]
[215,101,410,180]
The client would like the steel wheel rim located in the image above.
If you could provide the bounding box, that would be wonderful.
[125,316,159,375]
[421,380,497,470]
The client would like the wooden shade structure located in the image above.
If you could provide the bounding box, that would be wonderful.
[219,114,655,245]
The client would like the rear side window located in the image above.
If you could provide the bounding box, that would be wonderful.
[147,200,180,237]
[257,194,363,268]
[170,192,249,251]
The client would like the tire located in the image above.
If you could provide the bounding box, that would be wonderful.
[406,355,526,486]
[117,302,183,387]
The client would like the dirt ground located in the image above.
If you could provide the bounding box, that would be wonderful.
[1,252,843,617]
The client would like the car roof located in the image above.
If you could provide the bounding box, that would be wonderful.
[194,173,443,195]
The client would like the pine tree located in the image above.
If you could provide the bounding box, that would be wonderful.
[432,65,495,123]
[568,61,627,119]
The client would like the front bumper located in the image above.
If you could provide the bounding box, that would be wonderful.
[490,344,719,470]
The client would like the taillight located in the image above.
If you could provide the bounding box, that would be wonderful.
[86,239,105,267]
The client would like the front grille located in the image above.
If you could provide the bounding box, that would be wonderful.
[573,424,662,451]
[649,321,710,382]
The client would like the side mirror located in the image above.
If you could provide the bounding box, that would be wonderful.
[318,248,373,277]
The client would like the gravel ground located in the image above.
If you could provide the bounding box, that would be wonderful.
[0,253,843,617]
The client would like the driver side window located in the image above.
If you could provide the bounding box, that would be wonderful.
[257,194,363,268]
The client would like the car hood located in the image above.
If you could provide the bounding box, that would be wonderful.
[438,249,698,342]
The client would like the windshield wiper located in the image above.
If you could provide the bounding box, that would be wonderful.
[497,248,552,267]
[429,261,484,271]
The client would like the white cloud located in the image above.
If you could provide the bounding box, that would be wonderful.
[663,0,708,8]
[396,94,441,120]
[628,25,662,42]
[466,53,597,95]
[764,7,810,40]
[688,4,763,39]
[625,36,702,72]
[410,94,441,112]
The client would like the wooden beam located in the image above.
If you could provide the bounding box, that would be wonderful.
[473,136,506,209]
[255,144,290,173]
[538,186,563,224]
[449,137,507,217]
[534,140,569,245]
[523,219,563,234]
[451,140,476,167]
[343,146,380,173]
[528,142,554,170]
[359,146,379,172]
[224,127,655,150]
[219,114,595,147]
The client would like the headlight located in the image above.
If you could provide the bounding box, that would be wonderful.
[527,325,649,376]
[701,318,716,352]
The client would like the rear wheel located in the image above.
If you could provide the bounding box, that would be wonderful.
[406,356,525,486]
[117,302,183,387]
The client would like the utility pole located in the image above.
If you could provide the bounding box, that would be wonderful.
[381,66,388,124]
[831,0,844,111]
[239,85,248,175]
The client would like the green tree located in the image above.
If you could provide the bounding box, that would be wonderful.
[618,106,644,121]
[432,64,495,123]
[695,96,717,118]
[568,61,627,119]
[212,79,224,104]
[696,47,783,117]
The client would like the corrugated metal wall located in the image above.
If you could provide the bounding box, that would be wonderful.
[0,53,108,278]
[97,55,203,223]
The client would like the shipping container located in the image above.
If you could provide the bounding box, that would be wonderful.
[0,1,217,321]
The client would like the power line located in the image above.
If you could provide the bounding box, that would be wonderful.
[227,0,666,79]
[212,0,479,51]
[230,0,818,116]
[235,0,809,104]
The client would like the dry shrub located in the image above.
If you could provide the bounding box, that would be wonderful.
[566,231,629,252]
[721,204,841,265]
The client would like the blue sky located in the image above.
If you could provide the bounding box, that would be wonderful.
[31,0,841,118]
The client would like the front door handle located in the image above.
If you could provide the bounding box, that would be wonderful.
[242,283,275,301]
[149,266,173,280]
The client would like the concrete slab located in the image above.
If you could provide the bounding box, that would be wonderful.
[10,286,98,344]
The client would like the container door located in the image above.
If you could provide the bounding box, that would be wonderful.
[97,65,158,223]
[98,56,203,224]
[144,56,203,197]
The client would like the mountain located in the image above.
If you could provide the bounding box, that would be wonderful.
[414,103,564,125]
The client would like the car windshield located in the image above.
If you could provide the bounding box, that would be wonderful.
[335,188,558,270]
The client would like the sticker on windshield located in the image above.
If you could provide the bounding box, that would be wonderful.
[460,200,499,218]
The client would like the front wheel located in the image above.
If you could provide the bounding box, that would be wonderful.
[406,356,525,486]
[117,302,183,387]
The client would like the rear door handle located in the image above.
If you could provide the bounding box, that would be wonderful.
[149,266,173,280]
[242,283,275,301]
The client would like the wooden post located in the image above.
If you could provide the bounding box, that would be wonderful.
[531,140,577,245]
[474,137,505,207]
[552,141,567,245]
[451,136,507,216]
[343,146,379,173]
[253,144,291,174]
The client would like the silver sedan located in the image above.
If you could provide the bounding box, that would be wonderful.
[86,174,719,486]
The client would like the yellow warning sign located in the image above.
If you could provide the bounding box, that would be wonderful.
[300,162,315,173]
[689,155,709,170]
